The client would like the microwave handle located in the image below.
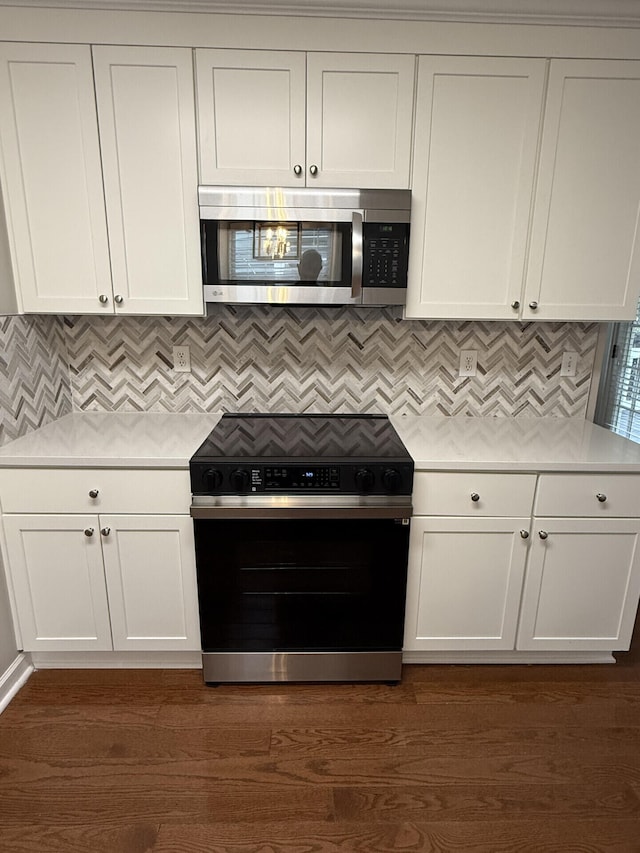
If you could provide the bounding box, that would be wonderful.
[351,211,363,299]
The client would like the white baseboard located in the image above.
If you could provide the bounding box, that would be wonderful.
[30,650,202,669]
[0,653,34,714]
[402,650,616,664]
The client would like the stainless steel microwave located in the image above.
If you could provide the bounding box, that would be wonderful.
[199,186,411,308]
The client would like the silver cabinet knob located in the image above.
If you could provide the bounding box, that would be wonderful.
[539,530,549,540]
[529,301,538,310]
[471,493,480,502]
[100,527,111,537]
[309,164,318,176]
[98,294,109,304]
[511,300,520,309]
[293,164,303,176]
[596,493,607,503]
[114,294,124,305]
[84,527,94,537]
[520,529,530,539]
[89,489,99,499]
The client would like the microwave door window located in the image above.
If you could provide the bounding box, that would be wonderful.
[214,221,350,287]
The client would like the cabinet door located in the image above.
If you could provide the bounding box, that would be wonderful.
[306,53,415,189]
[195,49,306,186]
[101,515,200,651]
[404,517,530,651]
[517,518,640,651]
[406,56,546,320]
[0,43,112,314]
[524,60,640,321]
[93,46,203,316]
[2,515,112,651]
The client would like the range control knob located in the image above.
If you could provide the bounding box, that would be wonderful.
[382,468,403,493]
[230,469,250,492]
[355,467,375,493]
[203,468,223,491]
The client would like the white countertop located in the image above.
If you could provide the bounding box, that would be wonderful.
[0,411,639,472]
[0,412,219,468]
[390,415,640,472]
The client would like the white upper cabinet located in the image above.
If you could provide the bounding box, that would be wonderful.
[195,49,415,189]
[305,53,415,188]
[406,56,546,320]
[407,55,640,322]
[523,59,640,321]
[92,46,203,316]
[195,50,306,187]
[0,43,112,313]
[0,43,202,316]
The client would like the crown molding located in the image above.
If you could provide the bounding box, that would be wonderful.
[1,0,640,26]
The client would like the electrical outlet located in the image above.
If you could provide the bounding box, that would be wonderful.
[172,345,191,373]
[560,351,578,377]
[459,349,477,377]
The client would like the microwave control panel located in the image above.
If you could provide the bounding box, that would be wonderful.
[363,223,410,288]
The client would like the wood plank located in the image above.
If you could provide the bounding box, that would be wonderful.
[412,679,640,704]
[152,819,640,852]
[0,786,333,827]
[0,722,271,760]
[332,782,640,821]
[0,824,160,853]
[270,724,640,758]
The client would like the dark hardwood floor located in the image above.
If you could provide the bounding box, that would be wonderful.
[2,630,640,852]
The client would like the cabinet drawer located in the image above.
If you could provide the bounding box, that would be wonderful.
[0,468,191,514]
[412,472,536,516]
[535,474,640,517]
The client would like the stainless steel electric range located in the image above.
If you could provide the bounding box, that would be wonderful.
[189,413,414,684]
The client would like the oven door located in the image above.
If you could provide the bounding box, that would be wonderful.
[192,497,411,681]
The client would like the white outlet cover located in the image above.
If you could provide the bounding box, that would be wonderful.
[172,345,191,373]
[560,351,578,377]
[459,350,477,377]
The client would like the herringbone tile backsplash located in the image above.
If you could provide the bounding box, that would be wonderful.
[0,315,71,446]
[64,307,599,418]
[0,309,599,447]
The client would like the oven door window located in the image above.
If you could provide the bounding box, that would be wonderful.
[202,220,351,287]
[194,517,410,653]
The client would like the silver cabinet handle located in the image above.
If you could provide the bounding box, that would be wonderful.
[114,294,124,305]
[596,493,607,503]
[84,527,94,537]
[520,529,530,539]
[89,489,99,499]
[309,164,318,176]
[511,300,520,309]
[471,493,480,502]
[539,530,548,540]
[98,294,109,304]
[529,301,538,310]
[100,527,111,537]
[293,164,302,176]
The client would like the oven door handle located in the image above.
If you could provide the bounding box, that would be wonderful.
[191,496,412,521]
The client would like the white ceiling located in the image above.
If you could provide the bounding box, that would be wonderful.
[2,0,640,26]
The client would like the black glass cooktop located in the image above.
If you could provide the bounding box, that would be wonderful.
[192,413,411,462]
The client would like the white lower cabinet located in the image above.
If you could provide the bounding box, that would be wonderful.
[100,515,199,651]
[404,471,640,659]
[517,518,640,651]
[0,469,200,653]
[2,514,113,651]
[404,516,530,650]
